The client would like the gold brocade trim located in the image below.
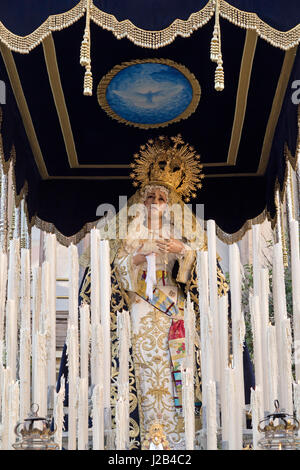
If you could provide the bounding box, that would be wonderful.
[91,0,300,51]
[97,59,201,130]
[0,0,299,54]
[34,216,98,247]
[219,1,300,51]
[0,1,86,53]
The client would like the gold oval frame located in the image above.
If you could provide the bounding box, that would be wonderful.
[97,58,201,129]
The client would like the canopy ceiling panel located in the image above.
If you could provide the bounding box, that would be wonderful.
[0,1,299,243]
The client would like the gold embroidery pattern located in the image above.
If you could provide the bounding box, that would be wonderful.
[131,307,183,445]
[78,262,140,449]
[217,265,229,297]
[110,263,140,449]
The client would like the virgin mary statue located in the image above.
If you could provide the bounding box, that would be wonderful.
[57,135,254,450]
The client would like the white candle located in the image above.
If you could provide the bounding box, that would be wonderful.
[6,299,17,381]
[116,392,128,450]
[206,380,217,450]
[0,251,7,349]
[80,303,90,380]
[67,324,79,450]
[92,384,104,450]
[68,244,79,328]
[184,293,195,371]
[90,228,100,325]
[54,375,65,450]
[281,318,293,414]
[7,238,20,302]
[273,243,292,412]
[207,220,220,386]
[19,248,31,420]
[31,266,42,397]
[218,294,229,446]
[8,381,19,450]
[99,240,111,412]
[229,243,245,449]
[250,294,264,413]
[267,324,278,412]
[290,221,300,381]
[0,367,12,450]
[19,328,31,420]
[250,386,263,450]
[293,381,300,435]
[45,233,57,407]
[32,266,42,335]
[225,367,236,450]
[33,331,47,418]
[260,269,270,413]
[252,224,261,298]
[182,367,195,450]
[91,323,103,386]
[117,311,130,449]
[196,250,214,426]
[78,377,89,450]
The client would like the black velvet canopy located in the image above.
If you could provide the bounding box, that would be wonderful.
[0,1,299,242]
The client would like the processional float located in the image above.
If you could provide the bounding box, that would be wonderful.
[0,0,299,450]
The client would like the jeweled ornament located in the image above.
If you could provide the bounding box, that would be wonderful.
[257,400,300,450]
[12,404,58,450]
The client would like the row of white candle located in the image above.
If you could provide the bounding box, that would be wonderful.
[196,216,300,450]
[0,215,299,450]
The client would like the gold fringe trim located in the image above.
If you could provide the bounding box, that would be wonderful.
[91,0,215,49]
[34,215,98,247]
[0,0,299,54]
[219,1,300,51]
[0,1,86,54]
[91,0,300,51]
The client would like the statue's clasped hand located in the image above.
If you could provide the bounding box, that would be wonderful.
[156,238,185,254]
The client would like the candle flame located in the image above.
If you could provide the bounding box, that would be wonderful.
[278,443,282,450]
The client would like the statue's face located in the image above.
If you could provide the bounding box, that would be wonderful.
[144,188,167,220]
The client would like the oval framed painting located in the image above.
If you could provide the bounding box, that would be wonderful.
[97,59,201,129]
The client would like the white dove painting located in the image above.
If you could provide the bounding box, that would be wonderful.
[105,62,195,126]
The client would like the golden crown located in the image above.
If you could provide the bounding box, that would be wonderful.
[129,134,204,202]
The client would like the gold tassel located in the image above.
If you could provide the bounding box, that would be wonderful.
[80,0,93,96]
[84,66,93,96]
[211,0,225,91]
[210,25,220,62]
[80,29,90,68]
[215,56,224,91]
